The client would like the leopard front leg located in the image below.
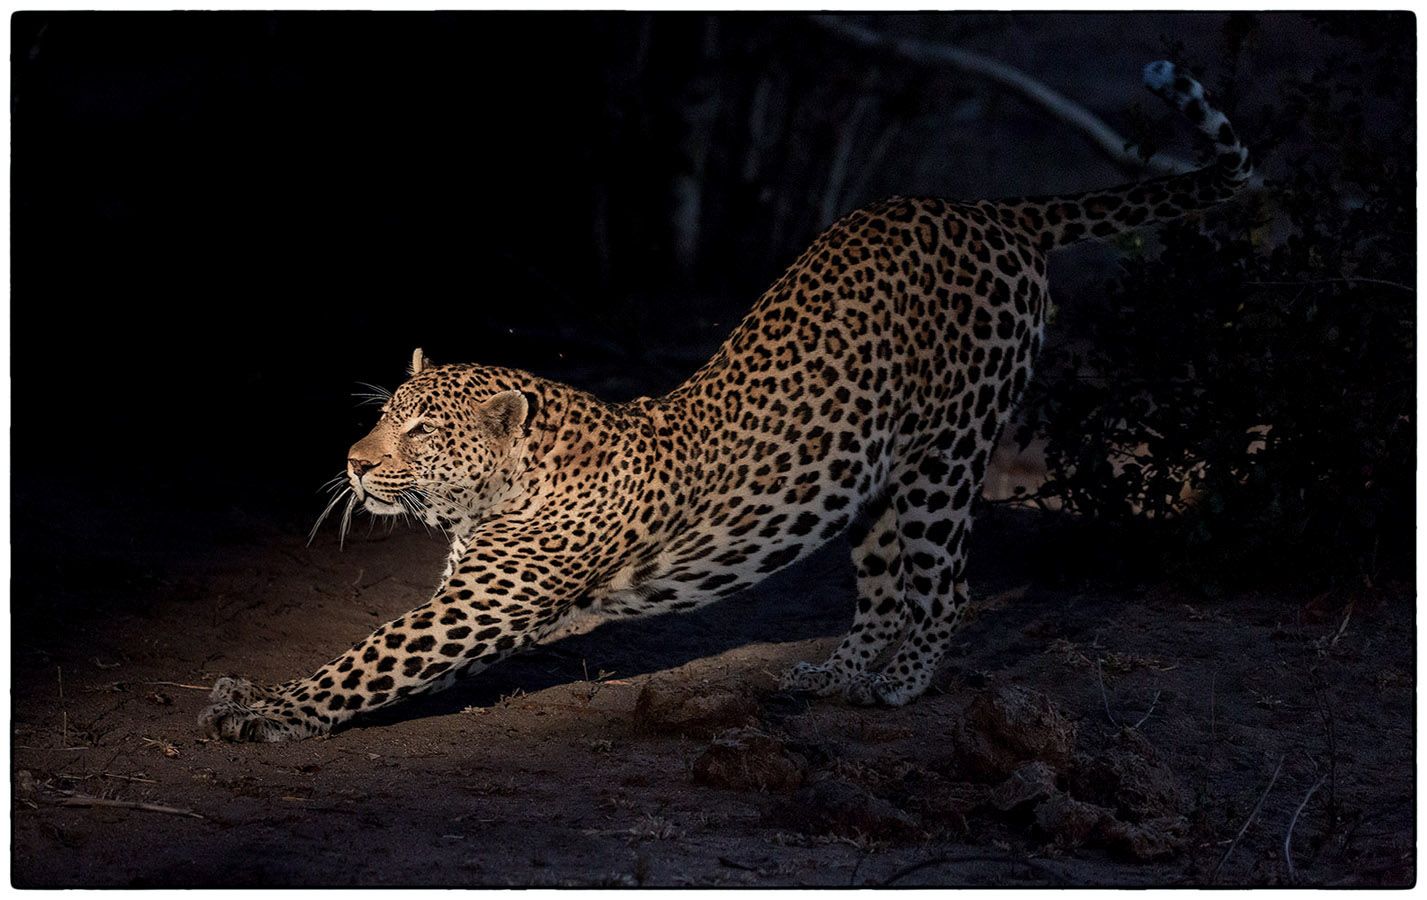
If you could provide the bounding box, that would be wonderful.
[198,521,588,742]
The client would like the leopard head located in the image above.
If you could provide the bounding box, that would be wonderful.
[345,349,534,524]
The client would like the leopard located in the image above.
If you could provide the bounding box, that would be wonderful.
[200,61,1251,741]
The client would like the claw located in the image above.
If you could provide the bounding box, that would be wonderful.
[198,677,313,743]
[844,672,913,707]
[208,676,277,706]
[197,700,300,742]
[779,660,849,697]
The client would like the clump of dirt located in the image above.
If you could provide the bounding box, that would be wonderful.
[698,684,1192,859]
[947,686,1190,860]
[633,680,759,737]
[988,760,1060,812]
[876,766,982,840]
[947,685,1078,781]
[692,727,809,792]
[768,685,1194,861]
[1098,815,1191,860]
[767,778,922,843]
[1032,792,1107,846]
[1067,729,1186,823]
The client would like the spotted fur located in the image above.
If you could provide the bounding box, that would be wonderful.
[200,62,1251,741]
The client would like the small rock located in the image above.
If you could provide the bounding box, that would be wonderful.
[1100,814,1190,860]
[1068,729,1186,822]
[1033,792,1112,846]
[633,682,758,738]
[949,686,1077,781]
[989,760,1059,812]
[768,778,921,842]
[758,690,811,724]
[692,728,806,792]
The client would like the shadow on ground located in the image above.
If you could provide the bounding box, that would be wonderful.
[11,491,1414,887]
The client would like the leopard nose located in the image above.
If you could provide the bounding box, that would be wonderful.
[348,456,377,478]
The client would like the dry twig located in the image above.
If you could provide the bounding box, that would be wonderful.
[1129,690,1164,730]
[57,667,68,747]
[53,796,203,819]
[1209,669,1218,744]
[56,772,156,785]
[1283,774,1328,883]
[142,681,211,692]
[1096,661,1119,725]
[1096,660,1162,730]
[1247,277,1414,294]
[881,854,1069,886]
[1316,599,1355,656]
[1212,755,1286,883]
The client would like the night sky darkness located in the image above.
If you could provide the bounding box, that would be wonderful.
[11,11,1345,554]
[16,13,666,516]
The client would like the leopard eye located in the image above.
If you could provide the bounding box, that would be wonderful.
[409,422,437,437]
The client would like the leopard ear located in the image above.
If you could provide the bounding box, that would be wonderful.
[477,390,531,444]
[408,348,434,377]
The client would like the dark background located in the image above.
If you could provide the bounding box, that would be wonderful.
[10,11,1396,575]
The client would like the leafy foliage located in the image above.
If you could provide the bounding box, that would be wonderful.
[1013,14,1414,586]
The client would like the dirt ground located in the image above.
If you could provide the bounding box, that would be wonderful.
[10,474,1414,887]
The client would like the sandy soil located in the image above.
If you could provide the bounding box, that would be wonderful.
[11,485,1413,887]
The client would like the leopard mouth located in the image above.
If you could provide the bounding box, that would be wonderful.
[349,471,414,516]
[361,493,404,515]
[350,477,405,515]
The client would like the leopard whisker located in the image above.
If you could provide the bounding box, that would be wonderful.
[307,485,352,547]
[338,492,357,551]
[355,381,391,398]
[317,472,348,494]
[396,489,435,537]
[408,485,460,510]
[406,487,459,541]
[353,382,393,407]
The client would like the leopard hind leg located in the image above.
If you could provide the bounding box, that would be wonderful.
[780,491,909,696]
[846,441,979,707]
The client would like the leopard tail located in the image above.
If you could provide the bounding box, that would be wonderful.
[993,61,1253,251]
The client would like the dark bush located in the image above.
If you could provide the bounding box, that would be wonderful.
[1012,14,1414,587]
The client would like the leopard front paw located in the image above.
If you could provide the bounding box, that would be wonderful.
[844,671,914,707]
[208,676,278,706]
[198,677,323,743]
[779,660,850,697]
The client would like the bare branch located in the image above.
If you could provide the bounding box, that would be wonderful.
[1212,755,1286,883]
[1130,689,1164,730]
[1096,661,1161,730]
[54,796,204,819]
[810,16,1194,177]
[141,680,212,691]
[1247,278,1415,294]
[1096,660,1121,728]
[1284,774,1328,883]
